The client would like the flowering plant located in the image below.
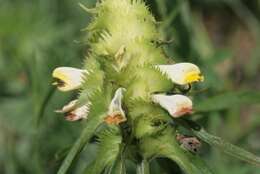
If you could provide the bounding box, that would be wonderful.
[52,0,260,173]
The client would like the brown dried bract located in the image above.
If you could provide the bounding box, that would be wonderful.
[65,113,80,121]
[104,114,127,125]
[174,107,193,117]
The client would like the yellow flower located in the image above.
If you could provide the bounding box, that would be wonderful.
[156,63,204,85]
[104,88,127,125]
[52,67,87,92]
[152,94,193,118]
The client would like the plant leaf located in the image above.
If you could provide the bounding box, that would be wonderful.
[83,126,122,174]
[106,149,126,174]
[36,85,56,126]
[58,89,112,174]
[196,128,260,167]
[167,150,213,174]
[179,119,260,167]
[84,127,122,174]
[57,115,104,174]
[166,135,213,174]
[155,0,167,18]
[194,91,260,112]
[140,127,213,174]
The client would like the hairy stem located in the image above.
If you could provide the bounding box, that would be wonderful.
[57,114,105,174]
[136,159,150,174]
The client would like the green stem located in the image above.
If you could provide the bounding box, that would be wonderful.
[178,119,260,167]
[57,115,105,174]
[137,159,150,174]
[155,0,167,19]
[161,1,183,30]
[167,150,213,174]
[106,139,127,174]
[163,139,202,174]
[36,85,56,126]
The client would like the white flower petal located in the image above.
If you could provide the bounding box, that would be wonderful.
[52,67,87,92]
[55,100,78,113]
[156,63,204,85]
[152,94,193,118]
[105,88,127,124]
[65,103,90,121]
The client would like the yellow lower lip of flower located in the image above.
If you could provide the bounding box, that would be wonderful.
[184,71,204,84]
[53,72,70,86]
[52,67,85,92]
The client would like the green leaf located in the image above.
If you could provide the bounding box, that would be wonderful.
[179,119,260,167]
[161,0,183,30]
[58,89,112,174]
[78,56,105,106]
[196,128,260,167]
[165,134,213,174]
[167,150,213,174]
[155,0,167,18]
[57,114,105,174]
[106,159,126,174]
[140,127,213,174]
[36,86,56,126]
[195,91,260,112]
[83,126,122,174]
[106,148,126,174]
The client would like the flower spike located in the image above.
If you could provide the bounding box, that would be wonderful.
[156,63,204,85]
[152,94,193,118]
[52,67,87,92]
[104,88,127,125]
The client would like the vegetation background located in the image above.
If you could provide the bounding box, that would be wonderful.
[0,0,260,173]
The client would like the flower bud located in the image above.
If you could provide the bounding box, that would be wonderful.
[152,94,193,117]
[156,63,204,85]
[104,88,127,125]
[55,100,78,113]
[55,100,90,121]
[52,67,87,92]
[65,104,90,121]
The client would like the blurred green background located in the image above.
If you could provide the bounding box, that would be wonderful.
[0,0,259,173]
